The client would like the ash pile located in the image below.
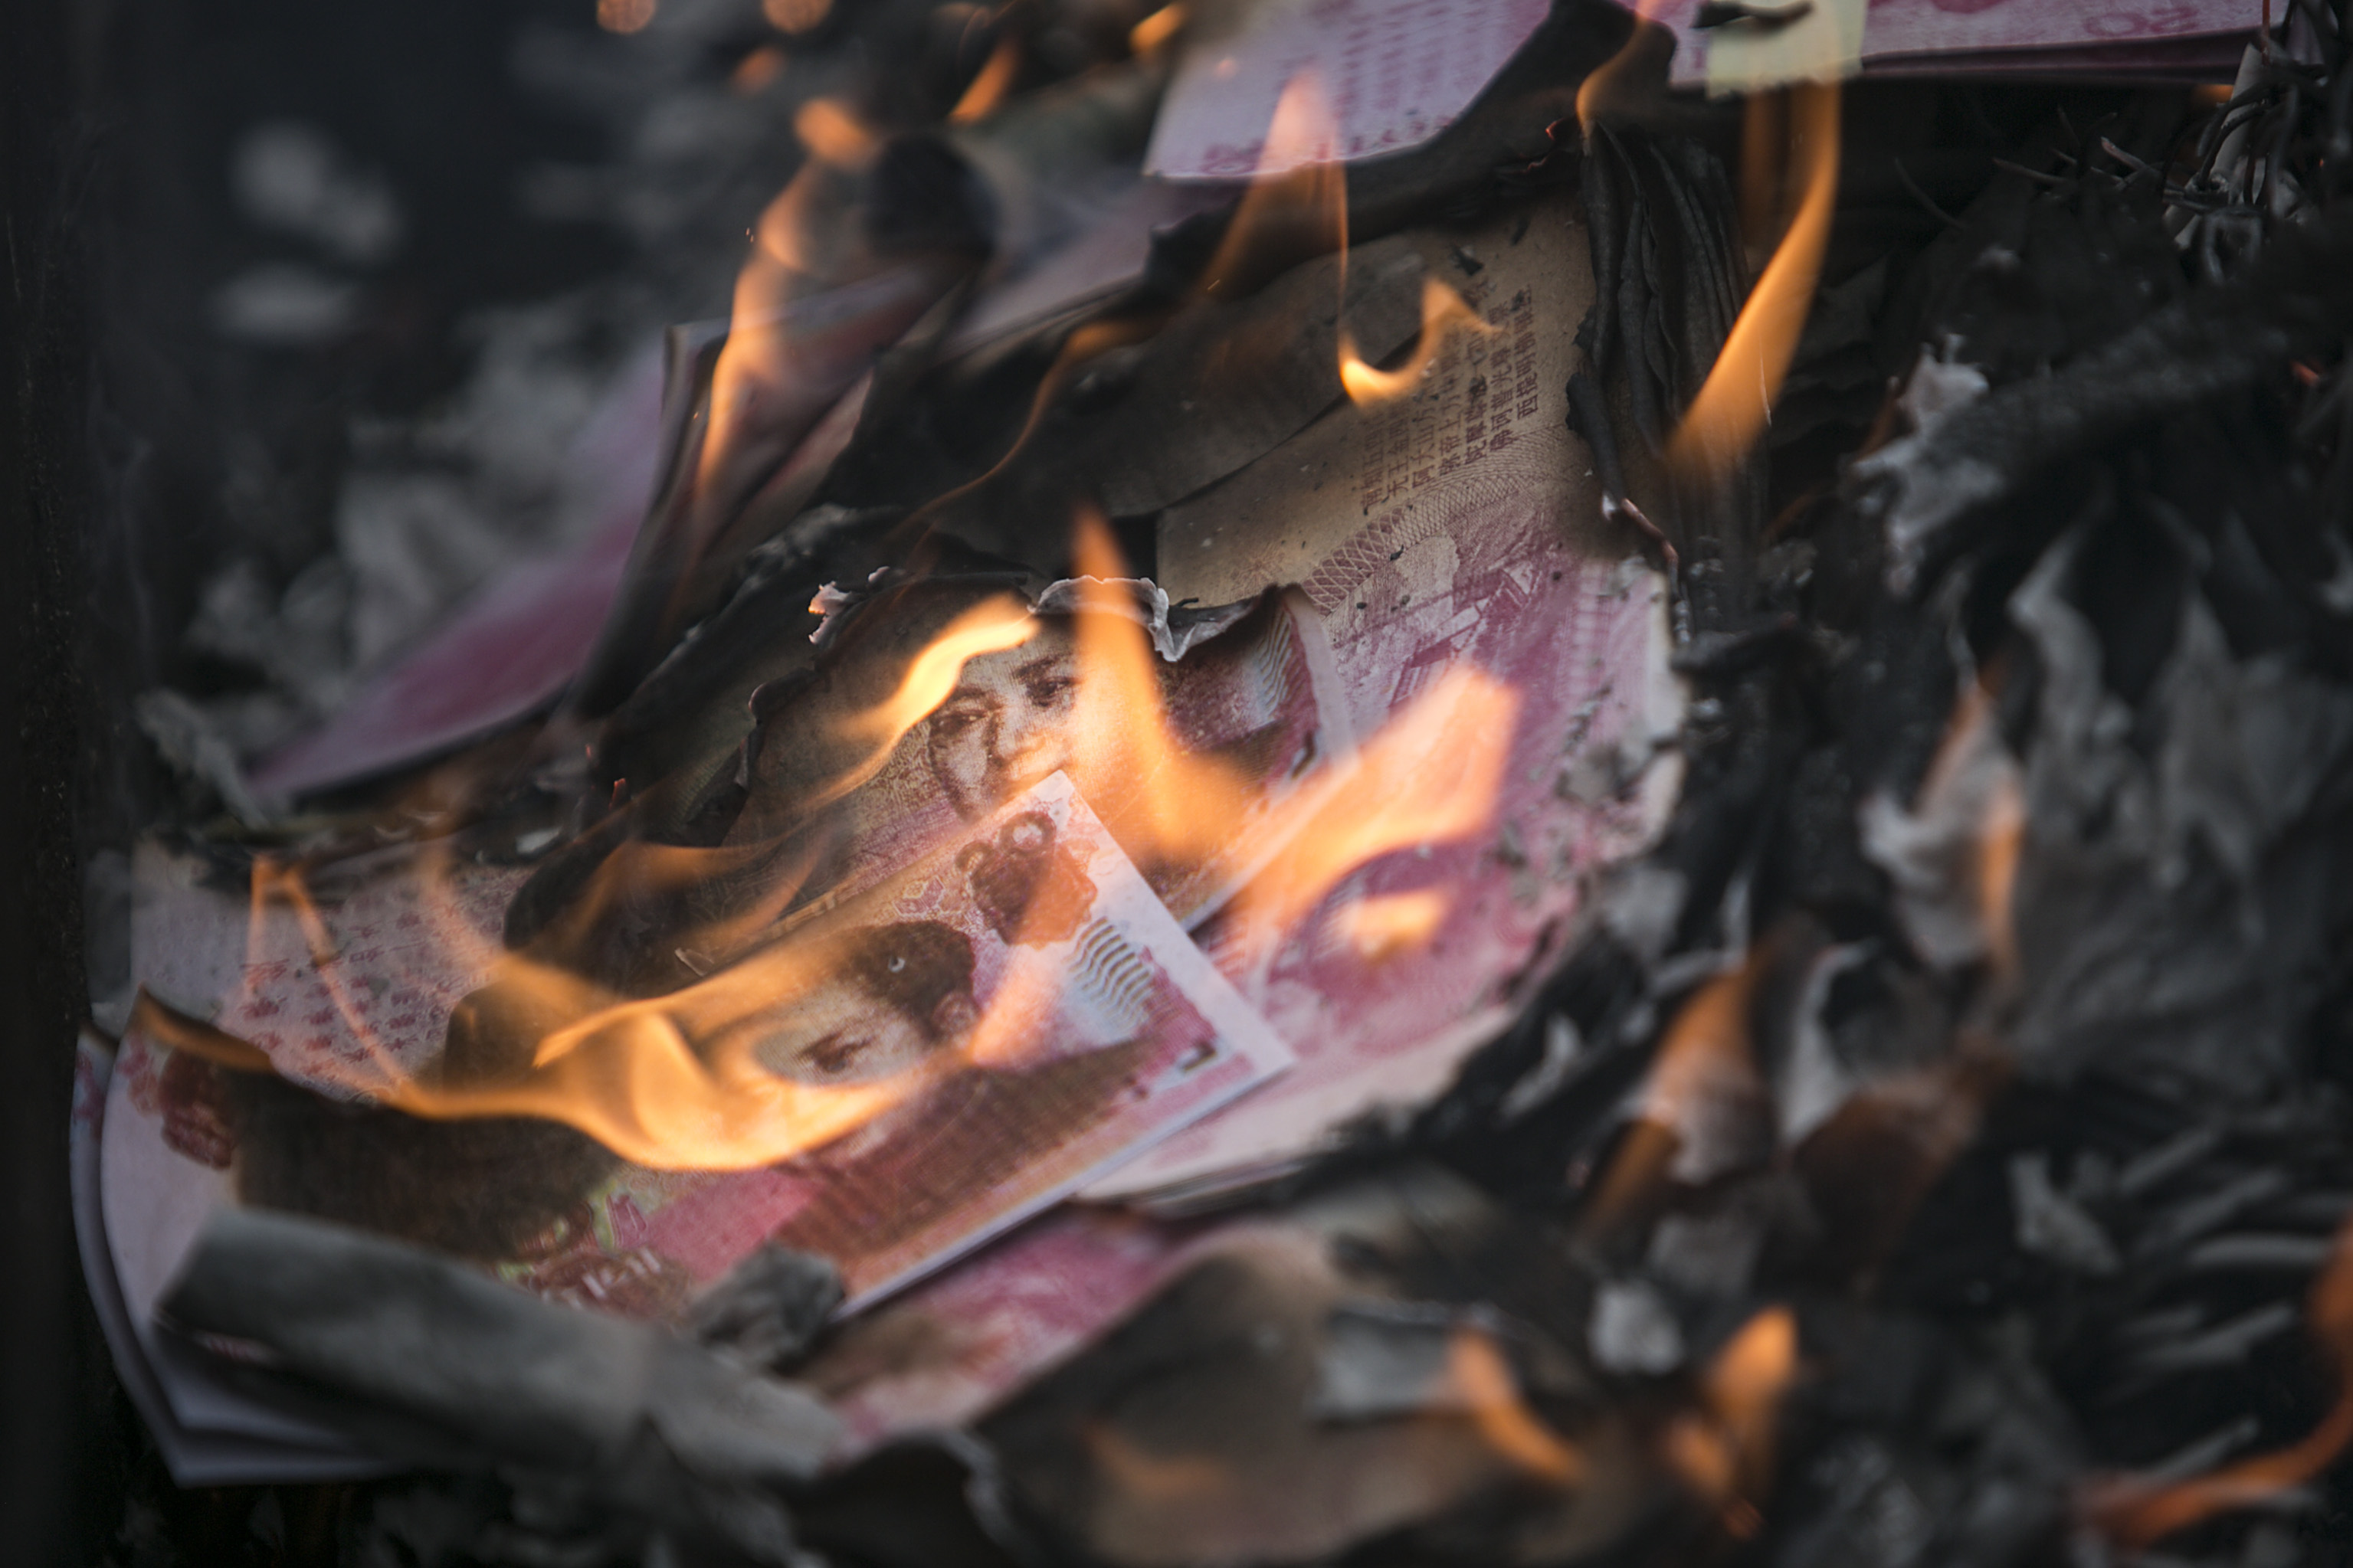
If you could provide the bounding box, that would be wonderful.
[70,2,2353,1566]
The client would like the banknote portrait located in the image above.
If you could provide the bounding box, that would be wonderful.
[132,776,1287,1314]
[496,574,1353,1005]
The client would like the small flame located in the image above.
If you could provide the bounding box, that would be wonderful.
[1664,83,1840,484]
[215,830,907,1172]
[1665,1306,1799,1531]
[1339,277,1489,407]
[1450,1330,1586,1487]
[1574,2,1673,129]
[1582,957,1761,1232]
[1197,70,1347,301]
[1328,890,1450,961]
[2088,1223,2353,1547]
[1229,666,1518,943]
[949,38,1022,124]
[1129,4,1186,56]
[907,65,1349,510]
[1064,511,1255,868]
[844,594,1040,749]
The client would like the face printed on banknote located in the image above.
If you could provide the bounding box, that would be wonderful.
[104,772,1292,1413]
[926,629,1083,822]
[716,583,1353,951]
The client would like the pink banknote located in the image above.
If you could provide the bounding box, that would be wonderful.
[805,1206,1190,1456]
[560,771,1293,1305]
[1104,191,1683,1201]
[77,1030,388,1483]
[1640,0,2263,86]
[719,583,1352,951]
[1145,0,1552,179]
[249,345,668,802]
[104,770,1290,1448]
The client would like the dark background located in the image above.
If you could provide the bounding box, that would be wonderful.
[5,0,113,1555]
[2,0,634,1557]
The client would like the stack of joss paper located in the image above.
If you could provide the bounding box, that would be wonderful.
[74,0,2273,1499]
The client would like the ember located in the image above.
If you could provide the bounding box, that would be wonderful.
[22,0,2353,1564]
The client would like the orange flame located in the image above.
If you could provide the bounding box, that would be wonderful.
[1196,70,1347,302]
[1664,82,1840,484]
[2088,1223,2353,1547]
[1665,1306,1799,1532]
[196,505,1518,1174]
[1129,4,1187,56]
[1339,277,1489,407]
[211,829,910,1173]
[843,594,1040,750]
[1327,890,1450,961]
[1064,511,1256,868]
[950,38,1022,124]
[1582,957,1761,1233]
[1217,72,1485,407]
[1450,1331,1587,1487]
[1065,505,1514,954]
[1574,2,1674,129]
[1229,666,1517,943]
